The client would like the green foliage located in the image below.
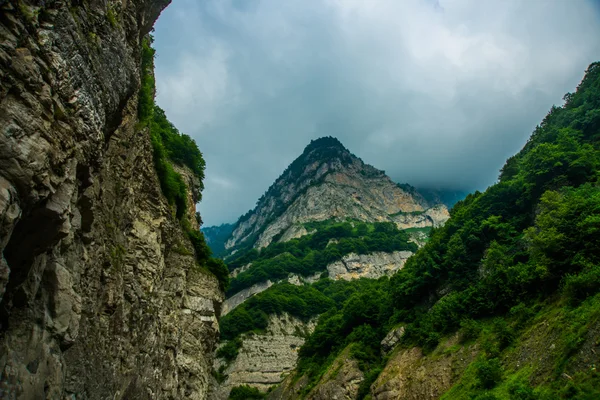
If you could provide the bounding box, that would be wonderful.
[286,62,600,399]
[138,35,205,218]
[217,338,242,363]
[357,367,382,400]
[220,282,337,340]
[138,35,227,290]
[385,63,600,352]
[139,36,156,123]
[227,220,416,295]
[474,357,503,389]
[106,7,118,27]
[188,229,229,291]
[508,381,539,400]
[228,385,265,400]
[459,319,482,343]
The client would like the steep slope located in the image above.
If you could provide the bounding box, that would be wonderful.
[268,62,600,399]
[225,137,449,252]
[210,139,450,398]
[203,223,235,257]
[0,2,223,399]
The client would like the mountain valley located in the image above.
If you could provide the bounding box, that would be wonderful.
[1,1,599,400]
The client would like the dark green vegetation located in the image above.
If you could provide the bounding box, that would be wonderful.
[226,220,416,296]
[228,385,265,400]
[295,62,600,397]
[138,36,228,291]
[219,63,600,398]
[202,223,235,257]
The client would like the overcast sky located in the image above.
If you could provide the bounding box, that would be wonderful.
[153,0,600,226]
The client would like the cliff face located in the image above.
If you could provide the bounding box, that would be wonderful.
[268,346,364,400]
[0,1,222,399]
[224,137,449,252]
[326,251,413,280]
[213,313,316,399]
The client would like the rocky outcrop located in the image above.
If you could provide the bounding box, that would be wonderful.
[371,335,478,400]
[327,251,413,280]
[173,163,202,231]
[380,326,406,354]
[391,204,449,230]
[225,138,449,252]
[213,313,316,399]
[0,1,223,399]
[268,346,363,400]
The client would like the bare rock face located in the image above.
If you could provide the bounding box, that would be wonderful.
[213,313,316,399]
[0,1,223,399]
[221,279,274,316]
[268,346,364,400]
[371,336,478,400]
[225,137,449,252]
[306,347,364,400]
[327,251,413,280]
[380,326,405,354]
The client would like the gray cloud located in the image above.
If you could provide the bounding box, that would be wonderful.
[152,0,600,225]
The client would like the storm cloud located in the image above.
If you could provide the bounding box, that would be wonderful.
[152,0,600,226]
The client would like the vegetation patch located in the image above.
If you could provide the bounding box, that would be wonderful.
[226,221,416,296]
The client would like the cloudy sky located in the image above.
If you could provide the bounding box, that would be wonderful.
[153,0,600,226]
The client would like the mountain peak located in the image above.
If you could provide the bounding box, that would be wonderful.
[303,136,348,153]
[222,136,450,252]
[296,136,353,167]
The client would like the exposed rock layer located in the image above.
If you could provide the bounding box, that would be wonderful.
[213,313,316,399]
[0,1,222,399]
[268,346,364,400]
[225,139,449,251]
[327,251,413,280]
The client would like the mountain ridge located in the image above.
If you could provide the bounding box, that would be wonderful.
[219,136,450,254]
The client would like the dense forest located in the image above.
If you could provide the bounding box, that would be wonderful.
[222,62,600,399]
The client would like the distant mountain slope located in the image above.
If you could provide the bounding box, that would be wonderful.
[267,62,600,400]
[225,137,449,253]
[202,223,235,257]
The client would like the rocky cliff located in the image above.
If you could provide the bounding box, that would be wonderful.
[326,250,413,281]
[268,346,364,400]
[224,137,449,252]
[213,313,316,399]
[0,1,222,399]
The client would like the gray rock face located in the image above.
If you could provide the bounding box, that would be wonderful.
[213,313,316,399]
[381,326,406,354]
[225,140,449,251]
[327,251,413,280]
[268,346,364,400]
[0,1,223,399]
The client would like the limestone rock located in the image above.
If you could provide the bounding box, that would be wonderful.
[213,313,316,399]
[221,279,274,316]
[0,1,223,399]
[268,346,364,400]
[225,138,449,252]
[381,326,405,354]
[327,251,413,280]
[222,273,321,316]
[371,335,478,400]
